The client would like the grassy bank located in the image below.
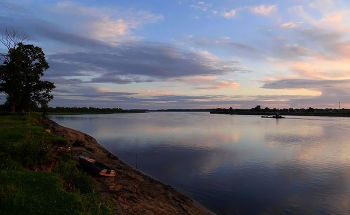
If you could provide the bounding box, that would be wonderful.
[0,113,113,215]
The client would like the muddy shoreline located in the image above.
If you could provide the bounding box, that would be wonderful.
[46,119,213,215]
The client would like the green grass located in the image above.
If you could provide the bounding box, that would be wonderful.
[0,170,82,215]
[0,113,66,168]
[0,113,113,215]
[0,113,66,143]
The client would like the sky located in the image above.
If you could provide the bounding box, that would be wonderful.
[1,0,350,109]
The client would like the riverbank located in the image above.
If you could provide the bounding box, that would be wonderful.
[45,119,213,215]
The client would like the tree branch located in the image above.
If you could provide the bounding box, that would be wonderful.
[0,27,29,50]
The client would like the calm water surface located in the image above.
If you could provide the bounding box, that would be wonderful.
[51,112,350,215]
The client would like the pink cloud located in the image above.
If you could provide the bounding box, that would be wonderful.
[50,2,163,42]
[250,5,277,16]
[92,18,128,38]
[176,76,239,90]
[280,22,299,28]
[293,61,350,80]
[145,90,172,96]
[222,9,236,18]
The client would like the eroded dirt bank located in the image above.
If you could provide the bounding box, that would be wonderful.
[46,119,213,215]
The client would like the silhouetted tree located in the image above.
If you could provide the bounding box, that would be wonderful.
[252,105,261,111]
[0,29,55,112]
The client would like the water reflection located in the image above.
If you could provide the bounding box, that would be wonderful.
[51,113,350,215]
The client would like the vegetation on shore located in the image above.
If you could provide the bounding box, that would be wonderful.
[210,105,350,117]
[46,106,147,115]
[0,113,113,215]
[0,105,147,115]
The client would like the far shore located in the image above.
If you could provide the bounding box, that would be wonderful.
[47,110,350,118]
[209,109,350,117]
[45,118,213,215]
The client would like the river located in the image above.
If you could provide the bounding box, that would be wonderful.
[50,112,350,215]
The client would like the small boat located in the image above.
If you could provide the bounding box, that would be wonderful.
[79,156,116,176]
[273,112,285,118]
[261,113,285,119]
[272,115,285,119]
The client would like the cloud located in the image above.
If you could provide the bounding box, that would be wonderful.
[191,2,212,11]
[49,90,339,109]
[221,4,277,20]
[299,28,342,46]
[308,0,344,16]
[283,4,350,61]
[328,41,350,58]
[43,78,83,85]
[195,37,262,59]
[49,1,164,37]
[54,85,136,97]
[38,27,112,50]
[280,22,299,28]
[274,44,309,59]
[91,18,128,39]
[220,36,230,40]
[49,83,296,109]
[262,79,350,90]
[192,48,221,61]
[0,3,114,50]
[45,42,242,84]
[0,0,163,46]
[226,42,259,53]
[50,91,221,108]
[175,76,239,90]
[249,5,277,16]
[50,85,146,108]
[290,61,350,80]
[260,77,350,108]
[196,38,212,46]
[222,9,236,18]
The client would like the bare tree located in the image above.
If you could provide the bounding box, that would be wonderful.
[0,28,29,60]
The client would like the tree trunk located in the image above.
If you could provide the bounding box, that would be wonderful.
[9,92,15,112]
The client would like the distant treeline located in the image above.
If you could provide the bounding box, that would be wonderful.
[2,104,350,116]
[210,106,350,117]
[150,109,214,112]
[46,106,147,114]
